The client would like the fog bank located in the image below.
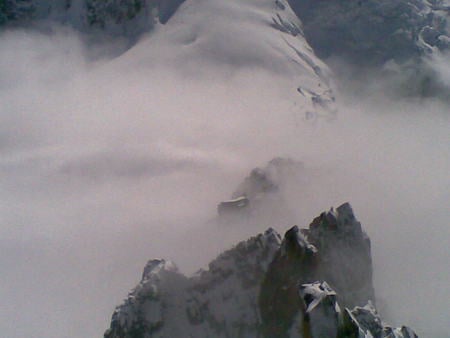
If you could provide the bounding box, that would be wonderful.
[0,26,449,338]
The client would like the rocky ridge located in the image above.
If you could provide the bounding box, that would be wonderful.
[2,0,448,65]
[104,203,418,338]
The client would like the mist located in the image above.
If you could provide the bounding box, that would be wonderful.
[0,24,449,338]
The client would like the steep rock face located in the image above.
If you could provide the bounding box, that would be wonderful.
[307,202,375,308]
[288,0,450,66]
[299,281,340,338]
[105,203,417,338]
[285,0,450,98]
[104,259,187,338]
[104,229,282,338]
[259,226,318,337]
[184,228,282,337]
[259,203,374,337]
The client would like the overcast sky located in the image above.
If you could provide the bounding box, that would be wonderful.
[0,11,449,338]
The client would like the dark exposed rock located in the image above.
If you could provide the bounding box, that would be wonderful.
[0,0,185,37]
[259,226,317,337]
[0,0,35,24]
[217,196,250,217]
[287,0,449,66]
[285,0,450,99]
[307,203,375,308]
[104,204,417,338]
[259,203,374,337]
[217,158,303,218]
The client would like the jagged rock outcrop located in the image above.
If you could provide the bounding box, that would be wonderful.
[288,0,449,66]
[105,259,187,338]
[105,229,282,338]
[259,225,318,337]
[286,0,450,98]
[104,203,417,338]
[184,228,282,337]
[217,158,304,217]
[296,281,419,338]
[259,203,374,337]
[307,203,375,307]
[339,301,419,338]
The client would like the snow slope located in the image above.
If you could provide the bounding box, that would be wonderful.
[110,0,334,109]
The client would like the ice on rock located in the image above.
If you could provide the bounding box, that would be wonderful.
[340,301,419,338]
[300,281,338,313]
[299,281,340,338]
[296,282,419,338]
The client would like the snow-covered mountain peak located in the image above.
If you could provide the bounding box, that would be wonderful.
[157,0,331,81]
[105,227,283,338]
[105,204,418,337]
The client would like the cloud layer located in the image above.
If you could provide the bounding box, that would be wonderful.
[0,12,449,338]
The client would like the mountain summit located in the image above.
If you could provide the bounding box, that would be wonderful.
[104,203,418,338]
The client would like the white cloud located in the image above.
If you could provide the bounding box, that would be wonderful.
[0,5,449,338]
